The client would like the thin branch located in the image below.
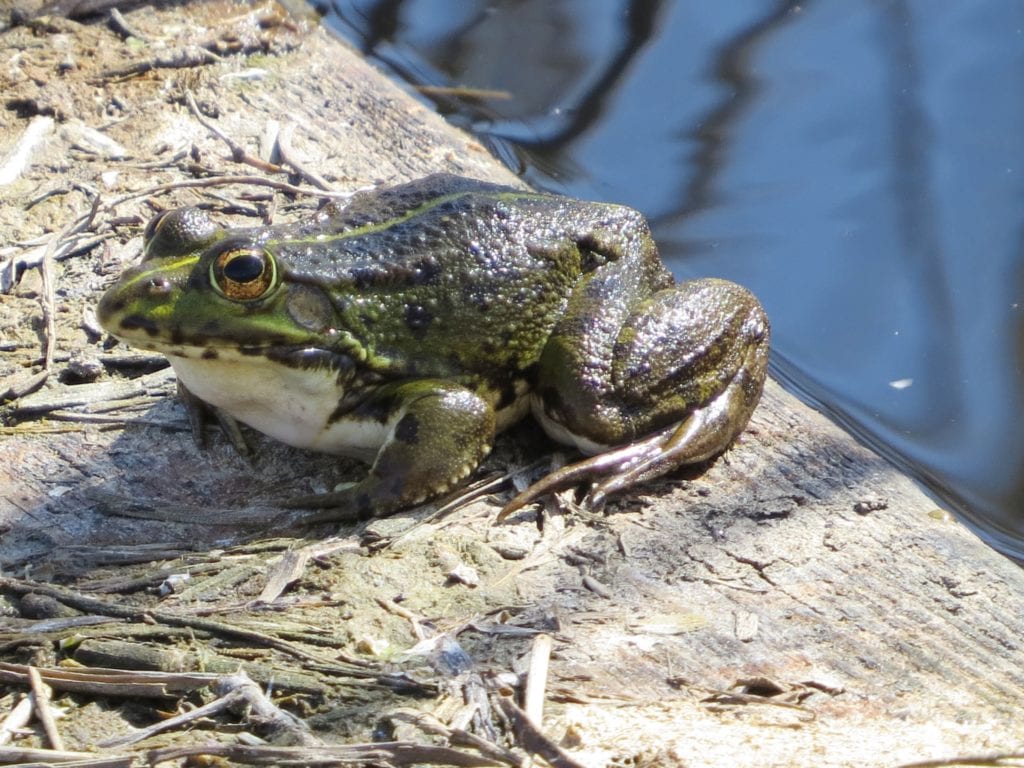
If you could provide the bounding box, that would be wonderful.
[99,671,320,748]
[276,122,332,191]
[185,90,286,175]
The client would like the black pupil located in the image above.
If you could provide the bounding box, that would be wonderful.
[224,252,265,283]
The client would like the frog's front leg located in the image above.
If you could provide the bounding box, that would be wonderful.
[289,380,496,523]
[507,277,769,517]
[176,380,252,457]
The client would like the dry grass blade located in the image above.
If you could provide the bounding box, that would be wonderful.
[697,685,816,721]
[2,234,57,401]
[70,638,328,697]
[0,745,133,766]
[896,755,1024,768]
[0,662,217,698]
[2,193,100,399]
[0,696,32,746]
[98,45,222,81]
[0,577,430,692]
[148,741,509,766]
[522,633,552,727]
[0,577,321,662]
[0,115,54,186]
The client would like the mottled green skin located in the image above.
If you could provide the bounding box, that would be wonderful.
[98,174,770,521]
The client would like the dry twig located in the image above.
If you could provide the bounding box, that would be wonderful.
[0,662,217,699]
[494,693,587,768]
[276,122,332,191]
[0,577,429,692]
[27,666,64,751]
[522,634,552,727]
[257,538,361,604]
[100,670,320,748]
[0,745,130,765]
[185,90,285,175]
[0,696,32,746]
[387,709,522,768]
[149,740,509,767]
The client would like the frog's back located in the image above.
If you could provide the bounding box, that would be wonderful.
[299,174,529,236]
[271,175,585,384]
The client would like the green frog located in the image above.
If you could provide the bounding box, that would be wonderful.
[97,174,769,522]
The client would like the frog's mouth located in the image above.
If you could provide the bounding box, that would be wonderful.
[170,342,358,375]
[108,323,356,376]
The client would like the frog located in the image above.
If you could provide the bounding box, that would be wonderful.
[97,173,769,523]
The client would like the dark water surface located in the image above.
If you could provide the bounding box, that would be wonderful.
[327,1,1024,558]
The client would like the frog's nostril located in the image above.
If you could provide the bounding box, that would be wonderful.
[146,277,172,296]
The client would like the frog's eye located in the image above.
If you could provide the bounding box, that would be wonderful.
[143,208,220,261]
[210,246,277,301]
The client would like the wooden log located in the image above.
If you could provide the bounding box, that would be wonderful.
[1,3,1022,766]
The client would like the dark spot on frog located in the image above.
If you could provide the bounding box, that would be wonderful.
[103,296,127,314]
[369,455,410,498]
[412,255,441,284]
[384,473,405,499]
[404,303,433,337]
[169,326,194,346]
[120,314,159,336]
[394,413,419,444]
[355,492,373,519]
[346,264,401,290]
[202,348,219,360]
[339,388,398,425]
[461,282,498,312]
[537,385,565,418]
[495,381,522,412]
[349,265,387,289]
[265,348,354,375]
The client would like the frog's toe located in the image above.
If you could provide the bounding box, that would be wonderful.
[497,427,670,520]
[283,482,374,524]
[499,385,754,521]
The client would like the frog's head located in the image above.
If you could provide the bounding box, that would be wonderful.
[98,208,351,366]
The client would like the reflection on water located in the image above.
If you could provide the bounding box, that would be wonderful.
[330,1,1024,558]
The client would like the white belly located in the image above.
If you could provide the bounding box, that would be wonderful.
[168,354,388,458]
[530,393,611,456]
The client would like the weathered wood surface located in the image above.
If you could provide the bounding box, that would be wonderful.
[1,3,1023,766]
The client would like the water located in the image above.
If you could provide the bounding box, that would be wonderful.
[327,1,1024,558]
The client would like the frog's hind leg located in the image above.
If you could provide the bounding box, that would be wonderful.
[516,277,769,516]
